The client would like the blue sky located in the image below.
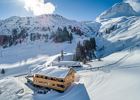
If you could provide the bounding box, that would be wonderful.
[0,0,123,21]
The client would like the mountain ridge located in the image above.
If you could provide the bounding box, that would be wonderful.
[0,14,99,36]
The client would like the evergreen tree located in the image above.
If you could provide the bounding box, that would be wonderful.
[75,42,82,61]
[58,56,61,62]
[44,34,48,42]
[83,40,91,59]
[68,25,72,30]
[63,27,69,41]
[80,45,86,61]
[1,68,5,74]
[12,28,18,40]
[69,32,73,43]
[75,38,97,62]
[90,37,96,51]
[89,37,96,59]
[48,27,51,31]
[75,41,86,61]
[54,27,62,42]
[53,27,72,42]
[83,59,87,64]
[20,28,27,38]
[77,29,83,36]
[83,40,91,51]
[72,27,77,32]
[12,29,18,36]
[61,50,64,60]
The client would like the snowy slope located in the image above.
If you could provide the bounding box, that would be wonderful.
[0,77,33,100]
[1,44,140,100]
[0,35,89,77]
[79,46,140,100]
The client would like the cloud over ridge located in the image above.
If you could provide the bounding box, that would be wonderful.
[22,0,55,15]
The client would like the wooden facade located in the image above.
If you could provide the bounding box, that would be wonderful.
[33,68,76,92]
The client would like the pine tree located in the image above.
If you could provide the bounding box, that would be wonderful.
[75,42,82,61]
[83,40,91,51]
[1,68,5,74]
[61,50,64,60]
[58,56,61,62]
[63,27,69,41]
[69,32,73,43]
[54,27,63,42]
[90,37,96,51]
[12,29,18,40]
[53,27,71,42]
[75,41,86,61]
[83,59,87,64]
[77,29,83,36]
[73,27,77,32]
[75,38,97,62]
[20,28,27,38]
[44,34,48,42]
[80,45,86,61]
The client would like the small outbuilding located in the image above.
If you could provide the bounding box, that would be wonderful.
[33,67,76,92]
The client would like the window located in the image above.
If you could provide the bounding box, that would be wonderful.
[51,78,54,80]
[60,80,64,82]
[52,84,55,86]
[57,84,65,88]
[47,77,54,81]
[36,75,43,78]
[58,79,64,82]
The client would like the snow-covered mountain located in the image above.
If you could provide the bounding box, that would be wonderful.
[0,14,98,36]
[0,2,140,57]
[96,3,137,21]
[92,2,140,57]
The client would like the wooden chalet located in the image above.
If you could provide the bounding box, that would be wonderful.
[33,67,76,92]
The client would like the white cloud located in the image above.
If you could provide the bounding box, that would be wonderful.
[124,0,140,13]
[20,0,55,15]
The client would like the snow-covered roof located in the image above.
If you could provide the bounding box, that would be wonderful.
[36,66,73,78]
[52,61,81,67]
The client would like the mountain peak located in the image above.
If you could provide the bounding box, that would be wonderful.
[96,3,137,21]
